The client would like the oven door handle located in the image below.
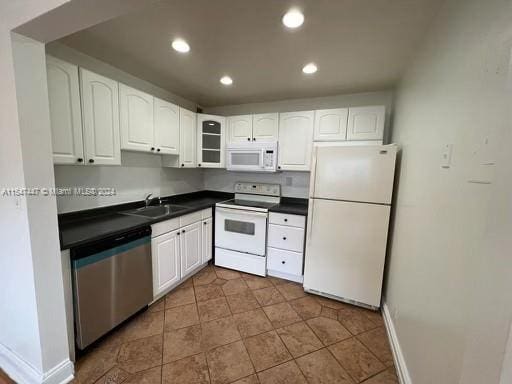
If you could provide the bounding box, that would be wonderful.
[216,207,268,218]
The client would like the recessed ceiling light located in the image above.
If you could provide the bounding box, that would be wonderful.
[282,9,304,29]
[171,38,190,53]
[220,76,233,86]
[302,63,318,74]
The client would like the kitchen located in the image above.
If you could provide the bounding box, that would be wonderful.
[1,1,512,384]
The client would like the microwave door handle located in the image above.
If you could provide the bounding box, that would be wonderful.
[260,149,265,169]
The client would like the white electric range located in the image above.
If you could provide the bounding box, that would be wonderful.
[215,182,281,276]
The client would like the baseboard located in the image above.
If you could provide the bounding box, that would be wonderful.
[267,269,303,283]
[382,303,412,384]
[0,343,74,384]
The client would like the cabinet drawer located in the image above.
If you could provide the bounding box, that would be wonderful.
[151,217,180,238]
[269,212,305,228]
[267,247,303,276]
[180,211,202,227]
[201,208,212,219]
[268,224,304,252]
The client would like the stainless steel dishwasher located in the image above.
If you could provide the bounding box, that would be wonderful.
[71,226,152,349]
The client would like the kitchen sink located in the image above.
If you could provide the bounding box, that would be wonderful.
[122,204,189,219]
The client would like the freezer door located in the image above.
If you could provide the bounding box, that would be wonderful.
[310,144,397,204]
[304,198,390,308]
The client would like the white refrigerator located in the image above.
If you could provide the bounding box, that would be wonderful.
[303,143,397,309]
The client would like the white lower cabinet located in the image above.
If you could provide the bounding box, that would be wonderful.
[266,212,306,283]
[151,209,212,299]
[151,229,180,297]
[180,222,202,278]
[202,218,213,263]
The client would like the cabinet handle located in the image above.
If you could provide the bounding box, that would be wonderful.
[247,137,251,141]
[281,261,286,264]
[77,158,83,163]
[277,166,281,170]
[88,159,94,163]
[182,229,185,233]
[253,138,256,141]
[283,237,287,240]
[203,221,207,225]
[157,148,161,152]
[284,218,288,222]
[151,147,155,151]
[181,163,185,167]
[177,232,180,236]
[198,163,201,167]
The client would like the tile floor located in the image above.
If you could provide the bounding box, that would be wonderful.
[71,264,398,384]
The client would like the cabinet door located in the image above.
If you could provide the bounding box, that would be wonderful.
[201,218,212,263]
[252,113,278,142]
[227,115,252,143]
[179,108,196,167]
[197,114,225,168]
[154,98,179,155]
[347,106,385,141]
[314,108,348,141]
[180,222,202,278]
[278,111,314,171]
[80,69,121,165]
[46,56,84,165]
[119,84,154,152]
[151,230,181,298]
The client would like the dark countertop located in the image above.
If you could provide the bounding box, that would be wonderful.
[59,191,232,250]
[269,197,309,216]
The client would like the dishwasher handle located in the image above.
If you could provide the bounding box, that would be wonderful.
[71,226,151,260]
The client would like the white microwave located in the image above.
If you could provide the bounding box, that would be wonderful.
[226,142,278,172]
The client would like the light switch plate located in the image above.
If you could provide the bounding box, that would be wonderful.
[441,144,453,168]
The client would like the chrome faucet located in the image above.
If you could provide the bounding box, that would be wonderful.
[144,193,154,208]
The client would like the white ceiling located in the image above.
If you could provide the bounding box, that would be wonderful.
[57,0,443,107]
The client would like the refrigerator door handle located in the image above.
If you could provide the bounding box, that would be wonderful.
[307,199,314,242]
[309,145,319,198]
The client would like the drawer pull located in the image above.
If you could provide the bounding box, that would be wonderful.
[283,237,287,240]
[281,261,286,264]
[284,218,288,222]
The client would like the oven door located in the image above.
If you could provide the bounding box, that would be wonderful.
[215,207,267,256]
[226,149,264,172]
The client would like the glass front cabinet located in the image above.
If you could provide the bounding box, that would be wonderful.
[197,114,226,168]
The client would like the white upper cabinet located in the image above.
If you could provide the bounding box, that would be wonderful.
[226,113,278,144]
[314,108,348,141]
[197,114,225,168]
[179,108,196,168]
[80,68,121,165]
[119,84,154,152]
[278,111,314,171]
[347,106,385,141]
[46,56,84,165]
[252,113,279,142]
[227,115,252,143]
[154,98,179,155]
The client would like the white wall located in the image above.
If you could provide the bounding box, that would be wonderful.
[11,33,72,379]
[203,169,309,199]
[0,1,71,380]
[54,152,203,213]
[385,0,512,383]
